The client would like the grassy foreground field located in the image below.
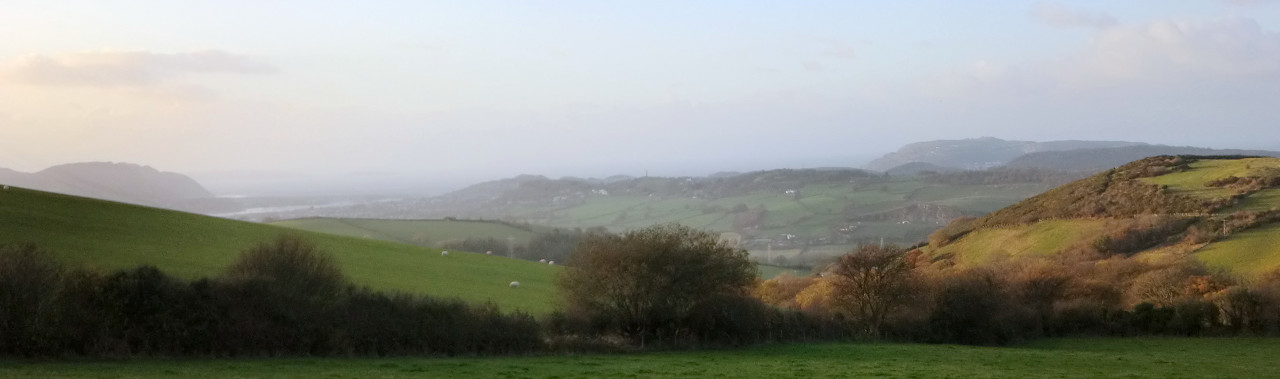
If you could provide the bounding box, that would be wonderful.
[0,186,560,313]
[3,338,1277,378]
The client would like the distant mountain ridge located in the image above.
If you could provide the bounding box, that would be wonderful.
[1002,145,1280,171]
[865,137,1145,171]
[0,162,213,208]
[884,162,960,177]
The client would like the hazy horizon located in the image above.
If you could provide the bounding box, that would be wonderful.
[3,1,1279,186]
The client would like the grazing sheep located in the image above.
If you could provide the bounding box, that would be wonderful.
[509,281,520,288]
[441,251,449,256]
[548,261,555,265]
[485,251,492,255]
[539,259,547,263]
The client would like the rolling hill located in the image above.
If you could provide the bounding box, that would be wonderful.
[272,218,812,279]
[927,156,1280,276]
[1003,145,1280,172]
[0,186,560,313]
[234,168,1063,268]
[0,162,214,207]
[864,137,1144,171]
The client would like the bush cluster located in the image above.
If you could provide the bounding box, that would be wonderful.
[555,224,852,348]
[759,244,1280,345]
[0,237,541,358]
[976,156,1227,227]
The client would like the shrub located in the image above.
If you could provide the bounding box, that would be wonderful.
[558,224,757,347]
[0,238,544,358]
[223,234,346,302]
[0,245,64,355]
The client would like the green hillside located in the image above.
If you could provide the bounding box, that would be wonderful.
[931,219,1115,265]
[271,218,546,248]
[270,176,1050,269]
[928,156,1280,276]
[1141,158,1280,202]
[0,186,560,314]
[517,177,1048,266]
[275,217,809,280]
[1197,223,1280,277]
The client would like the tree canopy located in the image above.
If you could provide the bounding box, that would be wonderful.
[558,224,756,346]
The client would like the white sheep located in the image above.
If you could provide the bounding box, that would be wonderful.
[485,251,492,255]
[539,259,547,263]
[441,251,449,256]
[548,261,555,265]
[509,281,520,288]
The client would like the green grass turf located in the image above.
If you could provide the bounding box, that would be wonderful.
[271,218,543,247]
[562,196,652,223]
[4,338,1277,378]
[1143,158,1280,201]
[932,219,1115,265]
[1222,188,1280,213]
[1196,223,1280,277]
[0,186,560,314]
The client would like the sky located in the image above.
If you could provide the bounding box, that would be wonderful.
[1,1,1278,191]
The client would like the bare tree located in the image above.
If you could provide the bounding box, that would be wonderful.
[829,244,913,337]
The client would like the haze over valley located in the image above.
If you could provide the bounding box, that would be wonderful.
[4,1,1280,376]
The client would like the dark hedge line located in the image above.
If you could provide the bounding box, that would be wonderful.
[0,238,541,358]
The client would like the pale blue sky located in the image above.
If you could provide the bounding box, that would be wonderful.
[1,1,1277,186]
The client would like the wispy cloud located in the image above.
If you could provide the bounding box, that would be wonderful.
[1069,17,1280,82]
[0,50,275,88]
[921,16,1280,98]
[1033,3,1117,29]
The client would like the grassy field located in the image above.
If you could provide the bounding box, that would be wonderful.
[1224,188,1280,213]
[1196,223,1280,277]
[3,338,1277,378]
[512,178,1050,246]
[0,186,560,314]
[271,218,545,248]
[930,158,1280,274]
[1142,158,1280,201]
[930,219,1115,265]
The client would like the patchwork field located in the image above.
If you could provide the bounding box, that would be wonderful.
[271,218,547,247]
[3,338,1276,378]
[511,178,1050,246]
[1197,223,1280,277]
[0,186,560,314]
